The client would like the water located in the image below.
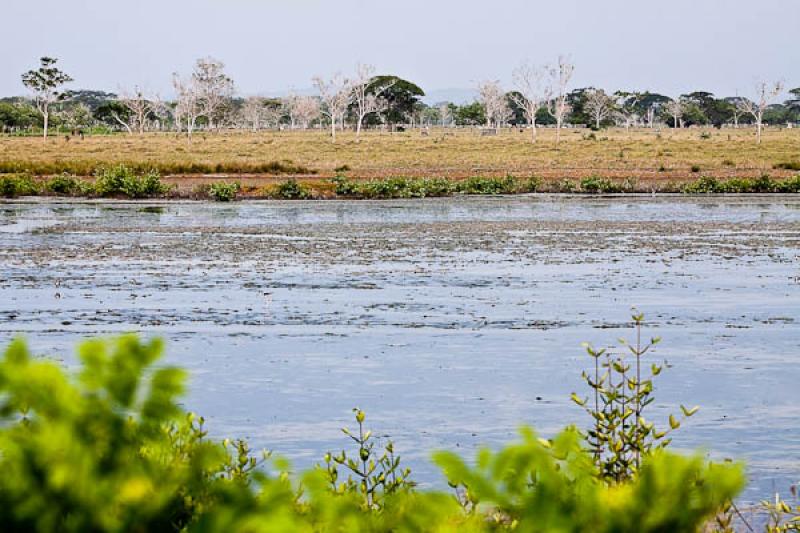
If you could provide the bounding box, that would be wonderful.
[1,195,798,501]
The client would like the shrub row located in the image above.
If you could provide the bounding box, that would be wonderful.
[682,174,800,194]
[0,159,315,176]
[3,172,799,200]
[332,175,541,199]
[0,166,171,199]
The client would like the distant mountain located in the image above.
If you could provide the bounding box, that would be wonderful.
[421,88,477,105]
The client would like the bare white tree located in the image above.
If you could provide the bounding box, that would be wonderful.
[665,99,684,129]
[117,87,160,134]
[644,105,657,128]
[241,96,266,132]
[545,56,575,144]
[439,103,453,127]
[737,80,784,144]
[192,57,234,131]
[262,102,284,129]
[351,64,396,139]
[292,96,320,129]
[283,92,300,129]
[172,73,201,140]
[510,62,547,142]
[477,80,509,128]
[584,88,614,129]
[313,73,353,143]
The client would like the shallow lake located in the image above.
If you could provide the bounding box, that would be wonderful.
[1,195,798,501]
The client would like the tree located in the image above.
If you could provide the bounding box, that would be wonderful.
[0,101,39,131]
[241,96,267,132]
[477,80,509,128]
[364,76,424,128]
[614,91,643,131]
[737,81,784,144]
[20,57,73,139]
[94,101,131,132]
[58,103,93,131]
[291,96,320,130]
[438,102,453,127]
[192,57,234,131]
[351,64,395,139]
[116,87,160,134]
[545,56,574,144]
[786,88,800,119]
[172,73,201,139]
[584,89,614,129]
[665,99,685,129]
[510,62,547,142]
[313,73,353,142]
[454,102,486,126]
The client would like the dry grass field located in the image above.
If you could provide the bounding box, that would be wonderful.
[1,127,799,192]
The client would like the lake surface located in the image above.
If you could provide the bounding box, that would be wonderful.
[1,195,798,501]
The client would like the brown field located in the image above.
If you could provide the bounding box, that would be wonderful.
[1,127,799,193]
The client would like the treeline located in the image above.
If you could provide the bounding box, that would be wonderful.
[3,56,798,139]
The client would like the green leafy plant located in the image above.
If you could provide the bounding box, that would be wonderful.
[456,176,517,195]
[0,174,39,197]
[45,174,81,195]
[435,427,743,532]
[0,330,753,532]
[207,181,240,202]
[580,176,624,194]
[272,178,311,200]
[322,409,414,510]
[571,311,699,482]
[93,165,169,198]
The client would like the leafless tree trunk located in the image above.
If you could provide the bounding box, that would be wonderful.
[192,57,234,132]
[292,96,320,129]
[510,62,547,143]
[172,73,201,141]
[665,99,684,129]
[477,80,509,129]
[117,87,160,134]
[242,96,265,132]
[351,64,395,140]
[545,56,574,144]
[313,73,353,143]
[584,88,614,129]
[439,103,452,127]
[737,81,784,144]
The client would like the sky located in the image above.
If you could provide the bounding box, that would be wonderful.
[3,0,798,102]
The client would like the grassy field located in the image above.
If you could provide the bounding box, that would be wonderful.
[1,127,799,194]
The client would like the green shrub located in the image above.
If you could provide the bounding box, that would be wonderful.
[691,164,702,173]
[93,165,169,198]
[554,178,577,193]
[0,174,39,198]
[0,334,746,533]
[331,175,360,196]
[580,176,623,194]
[456,176,516,195]
[45,174,81,195]
[273,178,311,200]
[435,428,742,533]
[775,175,800,193]
[682,176,721,194]
[773,161,800,171]
[207,181,240,202]
[682,175,799,194]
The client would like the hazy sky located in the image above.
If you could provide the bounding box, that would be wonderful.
[3,0,798,101]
